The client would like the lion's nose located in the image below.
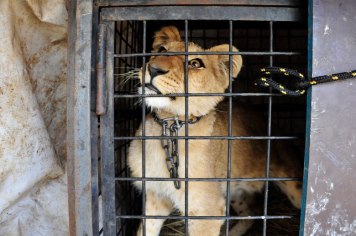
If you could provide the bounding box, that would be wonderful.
[148,64,168,80]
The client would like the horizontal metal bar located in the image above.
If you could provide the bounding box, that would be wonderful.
[116,215,295,220]
[114,136,298,140]
[101,6,305,22]
[116,177,301,182]
[98,0,305,7]
[113,93,284,98]
[114,51,302,58]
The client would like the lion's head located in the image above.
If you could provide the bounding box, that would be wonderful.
[138,26,243,116]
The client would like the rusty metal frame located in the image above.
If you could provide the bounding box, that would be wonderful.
[100,6,305,22]
[99,21,117,235]
[67,0,94,235]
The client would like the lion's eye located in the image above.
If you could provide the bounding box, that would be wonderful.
[158,46,167,53]
[188,58,205,69]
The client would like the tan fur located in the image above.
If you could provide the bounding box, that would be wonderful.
[128,26,302,236]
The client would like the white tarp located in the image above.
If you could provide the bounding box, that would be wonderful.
[0,0,69,235]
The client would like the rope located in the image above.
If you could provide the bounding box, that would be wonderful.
[254,67,356,96]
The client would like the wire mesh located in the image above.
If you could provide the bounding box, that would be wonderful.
[111,20,307,236]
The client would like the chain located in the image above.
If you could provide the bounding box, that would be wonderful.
[160,116,183,189]
[152,112,203,189]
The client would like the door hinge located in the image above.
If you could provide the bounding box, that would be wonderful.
[96,24,107,115]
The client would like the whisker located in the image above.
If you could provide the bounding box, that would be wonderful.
[119,77,140,87]
[134,98,142,107]
[116,71,140,77]
[114,66,140,69]
[115,69,141,87]
[115,69,140,75]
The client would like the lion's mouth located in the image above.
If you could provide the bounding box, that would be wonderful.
[144,83,162,94]
[140,84,177,101]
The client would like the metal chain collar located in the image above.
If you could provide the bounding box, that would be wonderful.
[151,112,202,189]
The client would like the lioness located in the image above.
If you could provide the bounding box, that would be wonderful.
[128,26,302,236]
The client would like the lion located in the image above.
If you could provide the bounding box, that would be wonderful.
[127,26,302,236]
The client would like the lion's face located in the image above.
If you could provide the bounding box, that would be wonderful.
[138,26,243,116]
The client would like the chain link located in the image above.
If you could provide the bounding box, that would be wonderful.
[152,112,203,189]
[160,116,183,189]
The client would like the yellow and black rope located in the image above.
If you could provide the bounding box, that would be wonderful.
[255,67,356,96]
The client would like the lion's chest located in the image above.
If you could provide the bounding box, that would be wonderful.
[127,115,218,193]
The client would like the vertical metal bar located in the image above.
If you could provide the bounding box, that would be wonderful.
[116,22,124,235]
[287,25,293,135]
[119,22,124,55]
[225,20,233,236]
[67,0,93,235]
[141,20,147,236]
[217,28,220,45]
[91,3,100,234]
[203,29,206,49]
[125,22,129,59]
[91,51,101,236]
[122,23,127,180]
[100,22,116,236]
[184,19,189,236]
[246,28,250,103]
[128,21,135,178]
[299,1,313,234]
[262,21,274,236]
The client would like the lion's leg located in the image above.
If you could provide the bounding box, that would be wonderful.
[274,180,302,209]
[188,218,224,236]
[229,188,256,236]
[270,143,303,209]
[269,164,303,208]
[137,191,173,236]
[177,182,225,236]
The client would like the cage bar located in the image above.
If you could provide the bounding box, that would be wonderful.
[101,6,305,22]
[100,21,116,235]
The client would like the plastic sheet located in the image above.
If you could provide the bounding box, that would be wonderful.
[0,1,69,235]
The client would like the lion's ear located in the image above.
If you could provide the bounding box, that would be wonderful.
[209,44,243,78]
[152,26,182,51]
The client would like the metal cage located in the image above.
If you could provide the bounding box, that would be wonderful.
[68,1,311,236]
[68,1,356,236]
[102,3,308,235]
